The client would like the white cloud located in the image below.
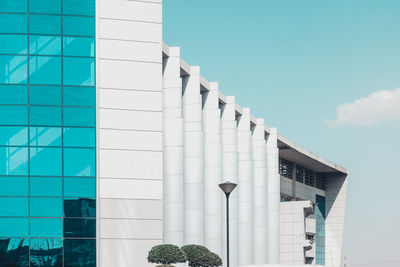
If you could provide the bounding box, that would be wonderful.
[326,88,400,127]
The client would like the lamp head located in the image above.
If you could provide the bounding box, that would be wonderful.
[219,181,237,197]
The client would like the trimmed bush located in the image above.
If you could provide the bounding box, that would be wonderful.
[181,244,222,267]
[147,244,187,267]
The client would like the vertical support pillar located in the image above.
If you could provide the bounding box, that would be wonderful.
[237,108,253,264]
[252,119,268,264]
[163,47,184,246]
[221,96,239,267]
[182,66,204,245]
[292,163,297,199]
[266,128,280,263]
[203,82,223,256]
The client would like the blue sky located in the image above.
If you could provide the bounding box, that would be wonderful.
[164,1,400,266]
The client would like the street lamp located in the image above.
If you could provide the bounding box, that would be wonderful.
[219,181,237,267]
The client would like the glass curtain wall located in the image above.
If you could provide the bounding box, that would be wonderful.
[0,0,96,266]
[315,194,326,265]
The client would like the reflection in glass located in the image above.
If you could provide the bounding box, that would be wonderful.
[63,149,95,177]
[30,198,62,217]
[63,86,95,107]
[30,106,62,126]
[0,14,27,34]
[63,107,95,127]
[0,55,28,84]
[63,16,95,37]
[30,218,63,238]
[0,85,27,105]
[0,147,29,176]
[30,147,62,176]
[63,218,95,238]
[29,56,61,85]
[64,198,95,218]
[0,197,28,216]
[29,36,62,56]
[63,128,95,148]
[30,239,62,267]
[64,239,95,267]
[0,177,28,197]
[64,178,95,197]
[0,238,29,267]
[0,218,29,237]
[29,0,61,14]
[63,57,95,86]
[30,127,62,147]
[30,177,62,197]
[0,35,27,54]
[0,126,28,146]
[29,15,61,35]
[63,37,95,57]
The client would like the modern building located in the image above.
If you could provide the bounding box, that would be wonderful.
[0,0,348,266]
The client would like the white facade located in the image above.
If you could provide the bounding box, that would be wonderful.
[94,1,348,266]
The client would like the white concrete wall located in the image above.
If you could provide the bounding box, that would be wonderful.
[96,0,163,266]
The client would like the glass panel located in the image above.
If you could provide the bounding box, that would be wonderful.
[0,147,29,175]
[0,35,27,54]
[29,107,62,127]
[0,14,27,34]
[0,238,29,266]
[0,55,28,84]
[0,197,28,216]
[64,198,95,217]
[0,106,28,125]
[29,15,61,35]
[64,239,96,267]
[0,0,27,12]
[64,178,95,197]
[63,107,95,127]
[63,0,95,16]
[0,126,28,146]
[0,177,28,196]
[30,0,61,14]
[30,198,62,217]
[63,16,95,37]
[0,85,27,105]
[29,36,62,56]
[30,239,62,267]
[63,218,95,238]
[30,177,62,197]
[29,56,61,85]
[30,127,62,146]
[30,85,61,105]
[63,86,95,107]
[30,147,62,176]
[63,57,95,86]
[30,218,63,238]
[63,128,95,148]
[0,219,29,237]
[63,37,94,57]
[64,149,95,177]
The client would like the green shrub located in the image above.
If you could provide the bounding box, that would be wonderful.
[147,244,187,267]
[181,244,222,267]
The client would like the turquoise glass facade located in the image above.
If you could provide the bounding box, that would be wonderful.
[0,0,95,266]
[315,194,326,265]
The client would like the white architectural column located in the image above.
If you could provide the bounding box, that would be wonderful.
[266,128,280,263]
[221,96,239,267]
[237,108,253,265]
[252,119,268,264]
[203,82,223,257]
[162,47,184,246]
[182,66,204,245]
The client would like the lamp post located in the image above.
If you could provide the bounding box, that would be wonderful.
[219,181,237,267]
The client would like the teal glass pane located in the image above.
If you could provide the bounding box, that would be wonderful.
[63,16,95,37]
[63,107,95,127]
[30,106,62,126]
[0,197,28,216]
[0,35,27,54]
[0,218,29,237]
[29,36,61,56]
[63,0,95,16]
[29,56,61,85]
[63,128,95,147]
[30,0,61,14]
[63,57,95,86]
[29,15,61,35]
[0,106,28,125]
[64,218,95,238]
[30,177,62,197]
[30,127,62,146]
[0,238,29,266]
[0,14,27,34]
[64,178,95,197]
[30,85,61,105]
[0,177,28,196]
[30,147,62,176]
[63,37,95,57]
[63,86,95,106]
[64,198,95,217]
[64,148,95,177]
[0,55,28,84]
[31,198,62,217]
[0,126,28,146]
[0,85,27,105]
[0,0,27,12]
[30,239,63,267]
[30,218,63,237]
[0,147,28,175]
[64,239,96,267]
